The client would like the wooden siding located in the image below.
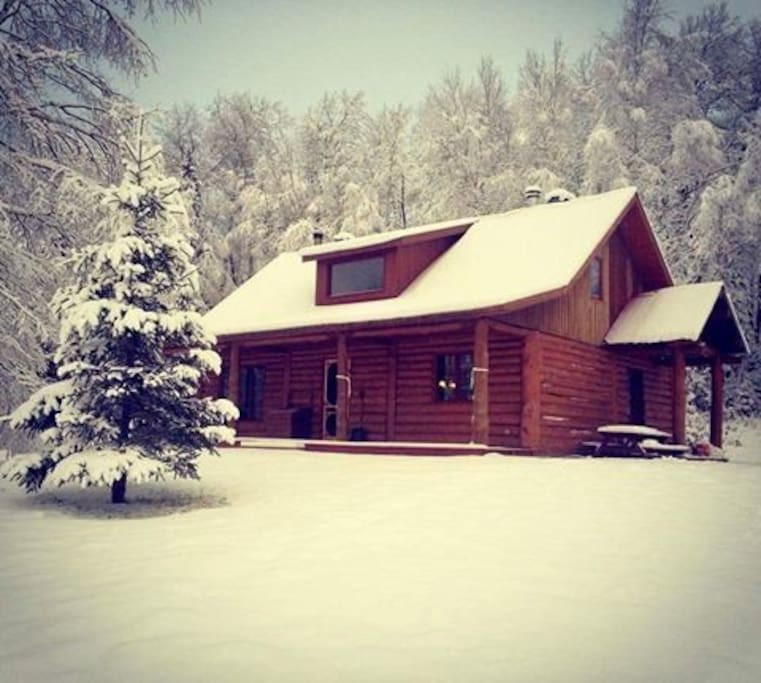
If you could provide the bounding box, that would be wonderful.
[608,230,643,321]
[504,243,611,344]
[539,334,673,453]
[395,236,459,294]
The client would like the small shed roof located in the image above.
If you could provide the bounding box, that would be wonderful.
[205,187,652,337]
[604,282,749,355]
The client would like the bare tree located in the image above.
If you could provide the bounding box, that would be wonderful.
[0,0,203,436]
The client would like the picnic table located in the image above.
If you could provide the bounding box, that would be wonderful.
[582,424,689,457]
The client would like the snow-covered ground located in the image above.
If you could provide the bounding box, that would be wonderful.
[1,424,760,683]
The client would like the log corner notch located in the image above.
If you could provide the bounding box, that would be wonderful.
[336,333,350,440]
[671,343,686,445]
[520,331,542,451]
[471,318,490,444]
[710,353,724,448]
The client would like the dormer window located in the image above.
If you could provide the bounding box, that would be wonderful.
[330,256,385,297]
[306,221,470,306]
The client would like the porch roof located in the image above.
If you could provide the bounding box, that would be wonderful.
[604,282,749,356]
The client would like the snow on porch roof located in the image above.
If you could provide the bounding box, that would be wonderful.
[604,282,750,354]
[204,187,639,337]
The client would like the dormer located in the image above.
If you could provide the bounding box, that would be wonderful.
[301,219,474,305]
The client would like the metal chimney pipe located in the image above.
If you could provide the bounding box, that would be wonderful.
[523,185,542,206]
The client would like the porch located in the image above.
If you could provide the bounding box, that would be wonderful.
[605,281,749,450]
[232,437,534,457]
[216,317,535,450]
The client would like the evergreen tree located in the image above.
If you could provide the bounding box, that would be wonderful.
[2,120,238,503]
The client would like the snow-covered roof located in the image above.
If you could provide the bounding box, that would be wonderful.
[300,216,476,259]
[205,187,638,337]
[604,282,749,353]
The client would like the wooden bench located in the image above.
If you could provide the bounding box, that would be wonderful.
[640,439,690,456]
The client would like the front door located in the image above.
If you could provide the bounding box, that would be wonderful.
[323,359,338,438]
[628,368,645,424]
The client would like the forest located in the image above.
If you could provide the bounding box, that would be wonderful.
[1,0,760,440]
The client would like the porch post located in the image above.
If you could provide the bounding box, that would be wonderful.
[710,353,724,448]
[471,318,490,444]
[521,331,542,451]
[336,333,350,440]
[386,341,397,441]
[281,350,291,408]
[672,344,686,444]
[228,343,240,408]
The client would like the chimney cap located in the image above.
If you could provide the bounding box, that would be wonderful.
[333,231,355,242]
[545,188,576,203]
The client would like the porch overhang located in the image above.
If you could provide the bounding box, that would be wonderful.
[603,281,749,357]
[604,282,748,450]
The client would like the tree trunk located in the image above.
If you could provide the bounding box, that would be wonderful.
[111,474,127,504]
[114,397,131,504]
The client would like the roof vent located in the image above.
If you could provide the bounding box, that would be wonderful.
[523,185,542,206]
[312,228,324,245]
[545,188,576,203]
[333,231,355,242]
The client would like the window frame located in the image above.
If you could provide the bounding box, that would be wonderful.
[434,352,474,403]
[238,365,265,421]
[589,256,603,299]
[328,254,386,298]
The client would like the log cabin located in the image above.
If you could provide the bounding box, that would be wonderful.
[203,187,748,454]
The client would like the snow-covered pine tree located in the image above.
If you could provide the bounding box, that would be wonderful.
[2,118,238,503]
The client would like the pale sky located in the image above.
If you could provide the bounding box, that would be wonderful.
[121,0,760,113]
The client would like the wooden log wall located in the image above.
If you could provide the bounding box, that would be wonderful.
[394,331,475,443]
[489,334,523,447]
[288,341,334,439]
[346,341,390,440]
[220,326,675,453]
[539,334,673,452]
[230,339,393,441]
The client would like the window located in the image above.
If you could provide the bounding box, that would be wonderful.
[330,256,385,296]
[589,257,603,299]
[435,353,473,402]
[239,366,265,420]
